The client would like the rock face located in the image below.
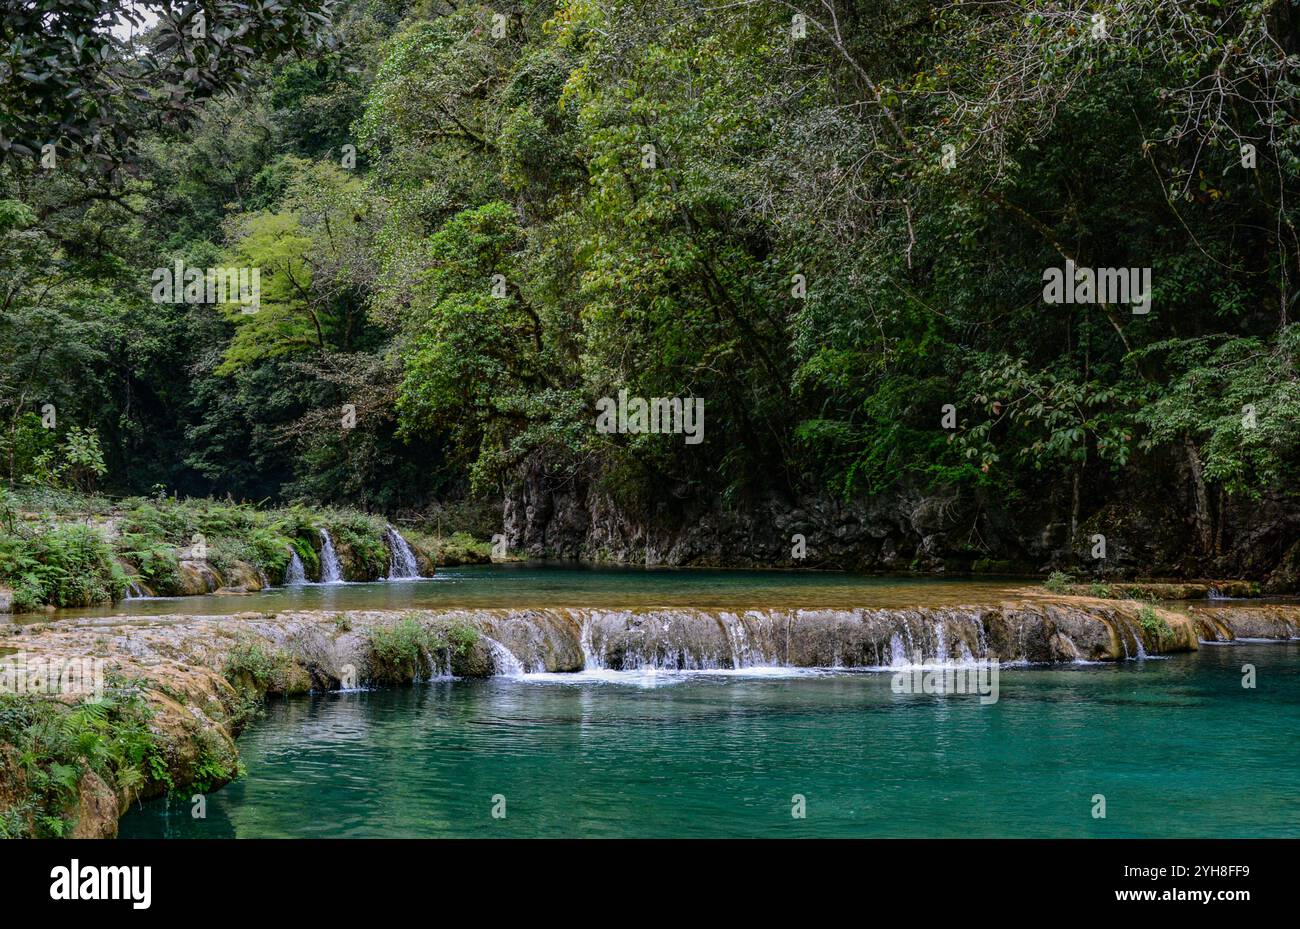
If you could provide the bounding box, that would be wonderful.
[216,561,265,593]
[502,462,1300,581]
[0,638,241,839]
[1189,604,1300,642]
[1264,540,1300,593]
[69,770,119,839]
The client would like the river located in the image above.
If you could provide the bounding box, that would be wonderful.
[120,638,1300,838]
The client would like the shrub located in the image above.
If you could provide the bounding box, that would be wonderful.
[189,728,242,794]
[367,617,439,683]
[1044,571,1075,593]
[366,615,479,684]
[1137,604,1172,642]
[222,637,298,694]
[320,511,388,578]
[0,524,126,609]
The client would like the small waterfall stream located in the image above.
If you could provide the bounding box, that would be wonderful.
[1132,624,1148,660]
[284,548,307,585]
[318,529,343,584]
[384,526,421,579]
[481,635,526,677]
[579,616,604,670]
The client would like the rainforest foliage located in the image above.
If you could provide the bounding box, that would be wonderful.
[1,1,1297,563]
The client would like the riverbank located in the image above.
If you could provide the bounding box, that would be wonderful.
[0,489,493,614]
[3,587,1298,837]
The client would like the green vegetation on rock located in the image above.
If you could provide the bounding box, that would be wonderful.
[366,614,479,684]
[0,684,158,838]
[0,491,489,610]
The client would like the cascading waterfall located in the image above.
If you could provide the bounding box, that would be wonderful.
[579,616,604,670]
[391,602,1190,680]
[889,632,909,668]
[1132,622,1148,660]
[481,635,525,677]
[317,529,343,584]
[284,548,306,585]
[721,613,759,669]
[125,580,146,599]
[418,645,454,682]
[384,526,422,579]
[562,602,1173,671]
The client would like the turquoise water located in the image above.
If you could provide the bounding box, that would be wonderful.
[25,564,1027,621]
[121,641,1300,838]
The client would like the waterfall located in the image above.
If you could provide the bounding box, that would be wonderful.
[284,548,307,585]
[721,613,751,669]
[481,635,525,677]
[418,646,453,682]
[318,529,343,584]
[888,632,909,668]
[384,526,421,579]
[403,602,1197,677]
[125,579,145,599]
[579,616,604,670]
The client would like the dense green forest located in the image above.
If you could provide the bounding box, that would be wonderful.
[1,0,1298,578]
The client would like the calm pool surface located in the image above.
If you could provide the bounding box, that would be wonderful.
[120,641,1300,838]
[22,564,1033,621]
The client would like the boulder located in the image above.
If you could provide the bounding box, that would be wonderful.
[219,561,264,593]
[173,560,224,596]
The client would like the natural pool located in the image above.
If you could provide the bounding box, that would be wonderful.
[20,564,1031,620]
[121,640,1300,838]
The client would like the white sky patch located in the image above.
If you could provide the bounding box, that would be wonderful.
[109,2,159,41]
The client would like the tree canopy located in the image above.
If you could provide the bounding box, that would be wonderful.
[1,0,1297,569]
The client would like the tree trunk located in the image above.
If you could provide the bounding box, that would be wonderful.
[1182,436,1214,558]
[1070,468,1081,562]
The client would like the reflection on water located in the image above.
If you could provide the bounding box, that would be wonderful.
[120,642,1300,839]
[16,564,1034,622]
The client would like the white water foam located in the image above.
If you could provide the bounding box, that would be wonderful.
[481,635,526,677]
[517,665,824,688]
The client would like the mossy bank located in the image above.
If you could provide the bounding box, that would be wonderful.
[0,490,492,614]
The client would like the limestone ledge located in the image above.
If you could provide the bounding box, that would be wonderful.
[2,595,1296,838]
